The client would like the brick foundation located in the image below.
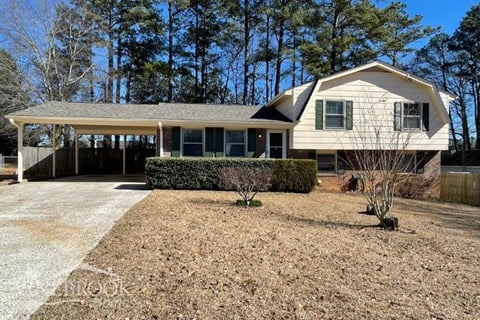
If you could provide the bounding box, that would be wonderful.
[316,151,442,199]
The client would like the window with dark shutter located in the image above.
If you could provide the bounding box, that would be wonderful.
[182,129,203,157]
[325,101,345,129]
[225,130,246,157]
[395,102,428,131]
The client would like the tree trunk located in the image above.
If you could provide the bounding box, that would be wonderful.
[242,2,249,105]
[274,18,284,96]
[265,13,270,103]
[167,1,174,103]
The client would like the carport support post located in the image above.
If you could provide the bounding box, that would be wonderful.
[156,122,163,157]
[52,124,56,178]
[17,122,24,182]
[122,135,126,176]
[74,132,79,175]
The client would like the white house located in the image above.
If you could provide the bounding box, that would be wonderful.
[7,61,455,188]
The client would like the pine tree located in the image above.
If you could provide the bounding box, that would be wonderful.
[378,1,438,67]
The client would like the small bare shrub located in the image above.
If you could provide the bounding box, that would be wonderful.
[396,175,436,200]
[218,167,272,206]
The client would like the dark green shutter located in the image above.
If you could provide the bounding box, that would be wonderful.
[394,102,402,131]
[346,100,353,130]
[308,151,317,160]
[422,103,430,131]
[171,126,181,157]
[247,128,256,158]
[215,128,224,157]
[205,127,215,157]
[315,100,323,130]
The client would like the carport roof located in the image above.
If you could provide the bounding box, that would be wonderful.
[7,101,293,126]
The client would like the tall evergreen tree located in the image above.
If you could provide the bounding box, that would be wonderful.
[450,4,480,149]
[300,0,381,77]
[378,1,437,67]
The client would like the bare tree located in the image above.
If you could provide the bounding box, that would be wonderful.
[344,97,423,229]
[0,0,96,102]
[218,167,272,206]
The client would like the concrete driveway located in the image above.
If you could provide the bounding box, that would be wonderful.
[0,176,150,319]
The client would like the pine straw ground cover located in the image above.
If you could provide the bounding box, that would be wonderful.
[33,190,479,320]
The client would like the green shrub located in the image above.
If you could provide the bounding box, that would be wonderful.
[235,199,263,207]
[272,159,317,193]
[145,158,317,193]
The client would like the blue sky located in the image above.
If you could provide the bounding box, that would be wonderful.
[402,0,477,35]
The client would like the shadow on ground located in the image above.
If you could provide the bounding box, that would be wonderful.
[115,183,150,190]
[30,174,146,183]
[271,211,379,230]
[395,199,480,237]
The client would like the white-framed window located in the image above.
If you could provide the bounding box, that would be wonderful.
[317,153,336,173]
[403,103,422,130]
[225,130,246,157]
[182,128,203,157]
[325,100,345,129]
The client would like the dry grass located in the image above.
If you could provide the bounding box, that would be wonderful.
[32,190,480,320]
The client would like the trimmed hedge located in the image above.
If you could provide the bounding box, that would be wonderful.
[145,158,317,193]
[272,159,318,193]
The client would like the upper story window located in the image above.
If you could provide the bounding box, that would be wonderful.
[394,102,429,131]
[315,99,353,130]
[225,130,246,157]
[182,129,203,157]
[403,103,421,130]
[325,101,345,129]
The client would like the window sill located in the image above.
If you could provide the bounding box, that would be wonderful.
[317,172,338,177]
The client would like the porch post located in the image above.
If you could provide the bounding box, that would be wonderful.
[74,131,79,175]
[17,122,24,182]
[156,122,163,157]
[52,124,56,178]
[122,135,126,176]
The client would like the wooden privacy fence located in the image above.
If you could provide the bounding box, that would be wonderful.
[441,172,480,206]
[23,146,156,177]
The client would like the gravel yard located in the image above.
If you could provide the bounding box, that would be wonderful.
[32,190,480,319]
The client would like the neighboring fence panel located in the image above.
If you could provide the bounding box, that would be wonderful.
[0,154,18,174]
[441,172,480,206]
[441,166,480,173]
[23,147,75,178]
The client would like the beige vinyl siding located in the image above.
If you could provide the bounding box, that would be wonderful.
[275,96,295,121]
[275,81,316,121]
[293,71,449,151]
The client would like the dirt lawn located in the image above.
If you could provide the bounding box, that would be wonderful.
[32,190,480,320]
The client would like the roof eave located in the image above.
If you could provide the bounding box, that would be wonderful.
[7,115,294,128]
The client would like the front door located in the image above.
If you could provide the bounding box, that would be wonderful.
[267,130,286,159]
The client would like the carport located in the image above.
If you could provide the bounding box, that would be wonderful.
[7,103,165,182]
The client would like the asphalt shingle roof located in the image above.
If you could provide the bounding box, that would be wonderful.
[7,101,292,124]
